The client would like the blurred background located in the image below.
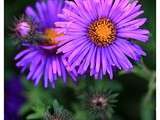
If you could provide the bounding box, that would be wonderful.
[5,0,156,120]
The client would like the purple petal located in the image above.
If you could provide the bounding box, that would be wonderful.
[15,49,31,60]
[117,32,149,42]
[25,7,39,22]
[95,48,101,73]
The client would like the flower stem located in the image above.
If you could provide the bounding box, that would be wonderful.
[139,62,156,120]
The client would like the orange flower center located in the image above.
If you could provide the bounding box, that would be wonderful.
[88,18,116,46]
[44,28,63,45]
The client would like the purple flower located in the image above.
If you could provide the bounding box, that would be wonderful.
[5,77,25,120]
[56,0,149,79]
[15,0,77,88]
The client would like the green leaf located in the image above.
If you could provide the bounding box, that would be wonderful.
[27,112,42,120]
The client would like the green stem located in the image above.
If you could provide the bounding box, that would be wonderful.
[144,72,156,102]
[139,62,156,120]
[135,61,153,80]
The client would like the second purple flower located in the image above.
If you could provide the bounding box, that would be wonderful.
[15,0,77,88]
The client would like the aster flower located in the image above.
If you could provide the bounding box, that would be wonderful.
[15,0,77,88]
[56,0,149,79]
[82,89,118,119]
[5,76,25,120]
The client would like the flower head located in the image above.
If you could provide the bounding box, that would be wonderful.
[15,0,77,88]
[16,21,31,37]
[56,0,149,79]
[88,18,116,46]
[83,89,119,119]
[12,16,36,41]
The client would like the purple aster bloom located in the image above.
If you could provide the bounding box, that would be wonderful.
[5,76,25,120]
[15,0,77,88]
[56,0,149,79]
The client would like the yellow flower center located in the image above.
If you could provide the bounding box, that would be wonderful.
[44,28,63,45]
[88,18,116,46]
